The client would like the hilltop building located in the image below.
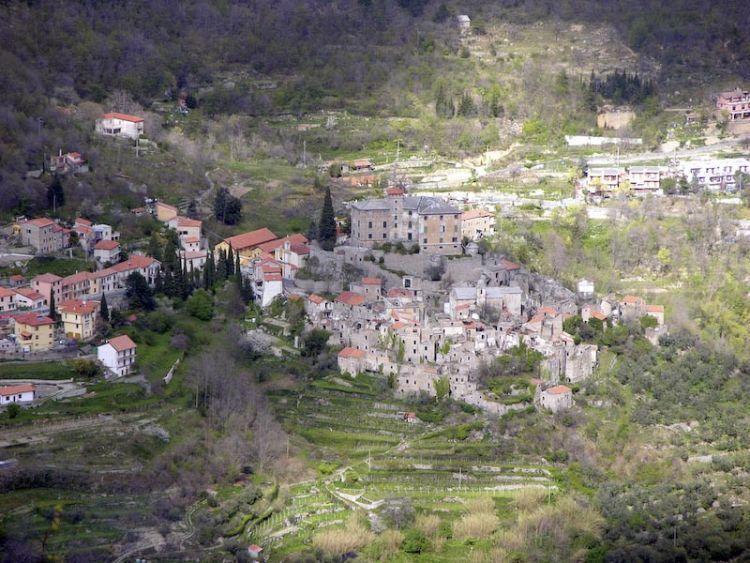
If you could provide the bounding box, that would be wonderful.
[350,188,462,255]
[95,112,144,140]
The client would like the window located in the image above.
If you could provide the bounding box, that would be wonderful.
[408,233,412,240]
[368,221,372,228]
[452,237,457,242]
[368,234,372,239]
[383,233,387,239]
[383,221,387,228]
[423,238,427,244]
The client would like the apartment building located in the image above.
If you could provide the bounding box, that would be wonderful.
[14,313,56,352]
[350,188,462,255]
[20,218,67,253]
[97,335,137,377]
[628,166,663,194]
[58,299,100,341]
[681,158,750,191]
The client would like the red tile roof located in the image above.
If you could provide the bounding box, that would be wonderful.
[646,304,664,313]
[107,334,137,352]
[338,347,366,359]
[14,287,44,301]
[387,287,411,298]
[224,228,278,252]
[501,259,520,270]
[546,385,571,395]
[59,299,99,315]
[0,287,15,299]
[15,313,55,327]
[27,218,55,227]
[182,236,200,244]
[336,292,365,306]
[622,295,643,305]
[0,384,34,396]
[264,273,282,282]
[591,311,608,321]
[99,255,158,276]
[156,201,178,212]
[176,216,202,228]
[308,294,326,304]
[94,240,120,250]
[101,112,144,123]
[361,277,381,285]
[32,273,62,284]
[386,186,405,196]
[75,217,93,227]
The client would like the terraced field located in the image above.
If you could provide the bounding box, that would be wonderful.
[250,373,560,560]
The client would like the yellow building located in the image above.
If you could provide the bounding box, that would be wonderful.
[14,313,56,352]
[155,201,179,223]
[214,228,278,267]
[58,300,100,341]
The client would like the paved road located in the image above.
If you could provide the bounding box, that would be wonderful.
[587,136,750,166]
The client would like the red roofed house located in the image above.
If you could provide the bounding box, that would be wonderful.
[95,255,160,295]
[94,239,121,265]
[214,228,278,267]
[13,287,46,311]
[336,292,366,307]
[97,335,137,377]
[0,287,17,313]
[96,112,145,140]
[169,216,202,241]
[351,277,382,302]
[13,313,56,352]
[645,304,665,326]
[0,384,36,404]
[538,384,573,413]
[31,273,63,305]
[338,346,367,374]
[59,299,100,341]
[257,235,310,279]
[49,149,87,175]
[350,158,374,171]
[20,218,66,253]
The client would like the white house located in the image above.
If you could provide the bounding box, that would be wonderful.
[95,113,144,140]
[97,334,137,377]
[94,239,121,265]
[577,279,595,299]
[0,384,35,404]
[680,158,750,191]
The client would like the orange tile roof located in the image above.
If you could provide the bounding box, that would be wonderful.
[62,271,95,285]
[546,385,571,395]
[387,287,411,298]
[176,216,202,228]
[107,334,137,351]
[361,277,381,285]
[94,240,120,250]
[99,255,158,276]
[15,313,55,327]
[14,287,44,301]
[591,311,608,321]
[339,347,366,359]
[622,295,643,305]
[33,273,62,284]
[308,294,326,304]
[501,259,520,270]
[59,299,99,315]
[336,292,365,306]
[27,218,55,227]
[224,228,277,251]
[0,384,34,396]
[0,287,15,298]
[385,186,405,196]
[156,201,178,212]
[182,236,200,244]
[264,273,282,282]
[101,112,143,123]
[646,304,664,313]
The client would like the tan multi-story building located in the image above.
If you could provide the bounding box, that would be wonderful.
[14,313,56,352]
[716,88,750,121]
[58,299,100,341]
[461,209,496,241]
[350,188,462,255]
[20,218,67,254]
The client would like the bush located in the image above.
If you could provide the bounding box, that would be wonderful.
[68,358,101,378]
[312,514,374,555]
[6,403,20,419]
[186,289,214,321]
[402,528,429,554]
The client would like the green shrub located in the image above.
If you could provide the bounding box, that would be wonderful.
[402,528,429,554]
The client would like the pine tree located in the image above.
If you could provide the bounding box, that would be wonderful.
[318,186,337,251]
[457,91,475,117]
[100,293,109,322]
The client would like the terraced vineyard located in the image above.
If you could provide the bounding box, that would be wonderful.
[252,373,561,560]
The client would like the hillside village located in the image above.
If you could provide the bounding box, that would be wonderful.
[0,174,667,418]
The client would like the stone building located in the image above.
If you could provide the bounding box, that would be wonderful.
[350,188,462,255]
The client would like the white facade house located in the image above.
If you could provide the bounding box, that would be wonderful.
[94,240,121,265]
[0,384,35,404]
[97,335,137,377]
[680,158,750,191]
[95,113,144,140]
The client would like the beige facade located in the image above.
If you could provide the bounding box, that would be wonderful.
[14,313,55,352]
[21,218,66,254]
[59,300,99,341]
[350,191,462,255]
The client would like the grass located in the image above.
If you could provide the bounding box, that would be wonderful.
[0,360,78,380]
[20,256,93,278]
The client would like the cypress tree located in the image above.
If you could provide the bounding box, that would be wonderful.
[318,186,337,251]
[217,248,228,280]
[49,293,56,321]
[227,247,235,277]
[235,254,241,284]
[100,293,109,322]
